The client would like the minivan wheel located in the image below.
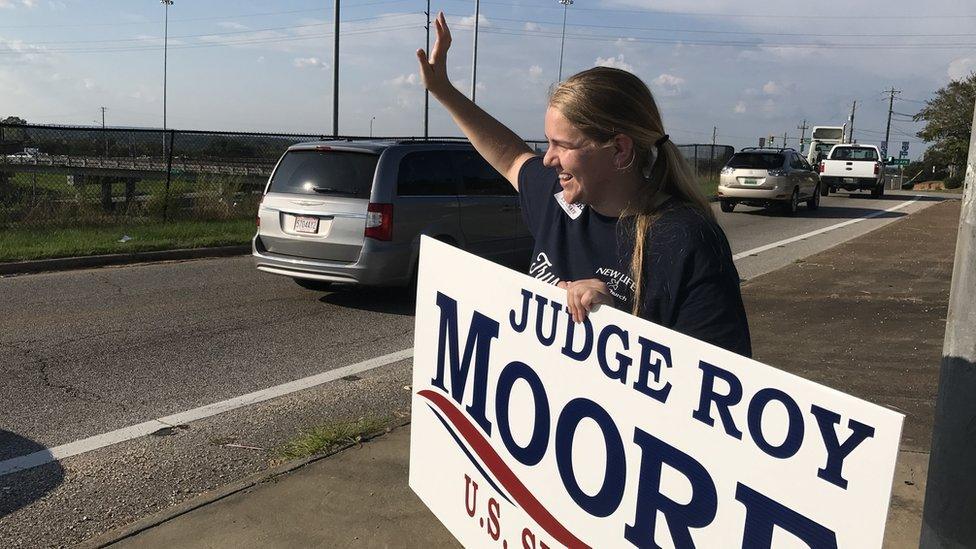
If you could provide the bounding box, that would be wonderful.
[785,188,799,215]
[720,199,736,213]
[820,183,829,196]
[293,278,333,291]
[807,186,821,210]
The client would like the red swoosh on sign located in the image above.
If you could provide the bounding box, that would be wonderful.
[417,389,590,549]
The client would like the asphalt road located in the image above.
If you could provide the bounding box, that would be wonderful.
[0,190,946,546]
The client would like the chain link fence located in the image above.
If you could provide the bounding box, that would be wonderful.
[675,144,735,179]
[0,123,725,230]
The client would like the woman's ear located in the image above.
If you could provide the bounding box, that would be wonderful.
[611,133,635,168]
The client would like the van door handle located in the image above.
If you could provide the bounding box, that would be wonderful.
[501,205,519,212]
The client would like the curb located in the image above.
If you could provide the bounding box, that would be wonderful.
[0,245,251,276]
[79,420,411,549]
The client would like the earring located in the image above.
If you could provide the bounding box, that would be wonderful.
[616,151,636,171]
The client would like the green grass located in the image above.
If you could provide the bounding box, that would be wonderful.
[272,416,391,466]
[0,218,256,261]
[699,174,719,198]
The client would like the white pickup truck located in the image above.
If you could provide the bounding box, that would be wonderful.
[818,144,885,197]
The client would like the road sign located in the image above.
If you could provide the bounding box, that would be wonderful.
[889,158,910,166]
[901,141,910,153]
[758,137,766,148]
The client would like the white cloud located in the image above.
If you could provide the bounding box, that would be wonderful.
[528,65,543,79]
[594,54,633,73]
[0,0,39,7]
[459,14,490,27]
[524,22,541,32]
[388,73,419,87]
[652,73,686,96]
[762,80,781,95]
[734,101,747,114]
[948,57,976,81]
[293,57,327,69]
[217,22,249,30]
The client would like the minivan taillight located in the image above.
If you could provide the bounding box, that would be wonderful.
[818,161,825,173]
[365,203,393,241]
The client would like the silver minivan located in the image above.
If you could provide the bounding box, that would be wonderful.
[252,140,533,289]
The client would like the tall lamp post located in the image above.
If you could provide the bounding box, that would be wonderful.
[161,0,173,154]
[332,0,340,137]
[471,0,480,103]
[556,0,573,82]
[369,116,376,138]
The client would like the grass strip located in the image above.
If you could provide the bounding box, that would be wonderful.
[0,218,255,261]
[272,416,392,466]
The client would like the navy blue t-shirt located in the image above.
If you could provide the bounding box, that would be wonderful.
[518,156,752,357]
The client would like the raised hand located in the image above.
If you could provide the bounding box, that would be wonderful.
[416,12,453,97]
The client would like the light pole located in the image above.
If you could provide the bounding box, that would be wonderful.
[161,0,173,155]
[471,0,480,103]
[332,0,340,137]
[557,0,573,82]
[369,116,375,138]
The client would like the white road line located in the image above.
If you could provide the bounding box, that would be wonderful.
[731,197,920,261]
[0,348,414,477]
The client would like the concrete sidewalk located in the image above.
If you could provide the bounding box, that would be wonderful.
[93,200,961,549]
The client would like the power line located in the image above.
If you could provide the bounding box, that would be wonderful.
[442,0,976,19]
[0,0,414,29]
[450,13,976,38]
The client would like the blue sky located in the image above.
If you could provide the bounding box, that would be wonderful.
[1,0,974,155]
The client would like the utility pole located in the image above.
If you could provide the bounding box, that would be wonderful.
[471,0,480,103]
[848,100,857,143]
[557,0,573,82]
[711,126,717,147]
[797,119,809,152]
[424,0,430,139]
[919,95,976,549]
[332,0,340,137]
[783,131,788,148]
[161,0,173,155]
[883,87,901,159]
[101,106,108,156]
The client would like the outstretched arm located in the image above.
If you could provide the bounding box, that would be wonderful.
[417,12,536,190]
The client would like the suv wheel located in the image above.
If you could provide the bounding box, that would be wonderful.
[807,186,821,210]
[785,188,799,216]
[293,278,333,291]
[720,199,736,213]
[820,183,829,196]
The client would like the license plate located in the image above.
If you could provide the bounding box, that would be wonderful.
[294,216,319,234]
[843,178,855,184]
[742,178,759,185]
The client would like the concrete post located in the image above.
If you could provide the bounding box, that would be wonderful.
[919,97,976,548]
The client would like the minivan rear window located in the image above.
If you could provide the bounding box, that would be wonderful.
[726,153,784,170]
[830,147,878,161]
[268,150,378,198]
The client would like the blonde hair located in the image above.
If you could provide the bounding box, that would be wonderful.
[548,66,714,315]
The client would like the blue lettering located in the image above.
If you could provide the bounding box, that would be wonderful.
[432,292,500,435]
[736,483,838,548]
[810,405,875,489]
[534,294,562,347]
[626,428,717,549]
[747,388,804,459]
[560,310,593,362]
[632,337,673,403]
[495,361,550,466]
[692,361,744,440]
[509,289,533,333]
[555,398,626,518]
[596,325,631,384]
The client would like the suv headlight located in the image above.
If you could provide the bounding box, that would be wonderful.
[720,166,735,175]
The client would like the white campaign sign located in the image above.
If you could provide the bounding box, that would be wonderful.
[409,237,903,549]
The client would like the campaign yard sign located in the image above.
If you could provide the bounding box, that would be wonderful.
[409,237,903,548]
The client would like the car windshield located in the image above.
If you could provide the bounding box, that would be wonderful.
[726,153,784,170]
[268,150,378,198]
[830,147,878,161]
